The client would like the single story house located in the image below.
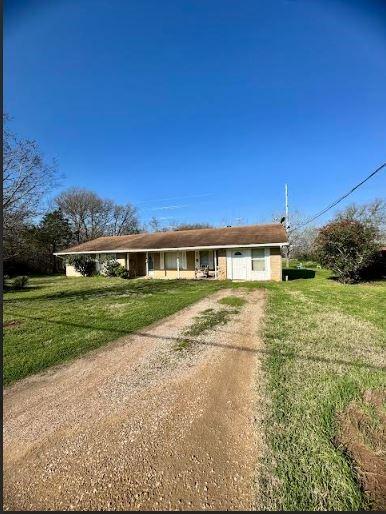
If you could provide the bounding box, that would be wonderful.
[55,223,288,281]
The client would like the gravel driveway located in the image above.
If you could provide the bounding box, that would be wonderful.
[3,288,266,511]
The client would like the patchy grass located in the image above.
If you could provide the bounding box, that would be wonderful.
[185,307,240,337]
[218,296,247,308]
[175,306,241,351]
[4,268,386,510]
[257,268,386,511]
[3,276,223,384]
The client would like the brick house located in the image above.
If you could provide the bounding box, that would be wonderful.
[55,223,288,281]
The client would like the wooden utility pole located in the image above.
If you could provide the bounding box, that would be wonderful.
[285,184,289,267]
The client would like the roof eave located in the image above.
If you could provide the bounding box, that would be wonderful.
[54,241,288,256]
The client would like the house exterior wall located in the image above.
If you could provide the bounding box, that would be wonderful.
[217,249,227,280]
[64,246,283,281]
[116,253,127,269]
[128,253,146,277]
[151,250,195,279]
[153,270,196,279]
[269,246,282,281]
[186,251,195,270]
[66,264,82,277]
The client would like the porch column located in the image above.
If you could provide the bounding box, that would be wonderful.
[126,253,130,272]
[177,255,180,279]
[214,250,217,279]
[145,251,149,276]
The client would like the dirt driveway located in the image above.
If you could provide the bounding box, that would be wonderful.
[3,288,266,511]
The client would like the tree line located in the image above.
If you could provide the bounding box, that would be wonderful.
[2,117,211,274]
[3,115,385,282]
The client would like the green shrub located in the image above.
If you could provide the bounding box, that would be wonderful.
[103,259,120,277]
[12,276,29,289]
[103,259,129,279]
[67,255,96,277]
[116,266,129,279]
[314,220,379,283]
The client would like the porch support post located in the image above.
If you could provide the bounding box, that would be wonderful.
[214,249,217,279]
[177,254,180,279]
[127,253,130,272]
[145,251,149,276]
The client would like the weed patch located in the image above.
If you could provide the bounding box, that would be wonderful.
[175,306,240,351]
[218,296,247,307]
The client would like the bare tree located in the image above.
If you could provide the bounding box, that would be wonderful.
[149,216,162,232]
[56,187,139,243]
[109,203,139,236]
[3,115,57,259]
[272,209,317,263]
[335,199,386,240]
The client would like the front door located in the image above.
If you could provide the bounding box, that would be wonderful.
[231,249,248,280]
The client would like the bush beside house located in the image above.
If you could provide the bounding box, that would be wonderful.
[314,219,381,283]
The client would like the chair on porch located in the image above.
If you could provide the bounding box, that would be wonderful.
[195,265,210,279]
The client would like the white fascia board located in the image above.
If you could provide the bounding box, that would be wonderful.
[54,242,287,256]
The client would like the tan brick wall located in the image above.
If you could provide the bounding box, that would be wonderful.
[270,247,282,281]
[153,270,196,279]
[116,253,127,269]
[217,249,227,280]
[65,264,82,277]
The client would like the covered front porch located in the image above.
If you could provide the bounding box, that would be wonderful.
[125,249,225,280]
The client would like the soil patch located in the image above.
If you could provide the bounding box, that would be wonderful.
[3,320,22,329]
[334,389,386,510]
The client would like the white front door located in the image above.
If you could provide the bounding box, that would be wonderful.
[230,249,249,280]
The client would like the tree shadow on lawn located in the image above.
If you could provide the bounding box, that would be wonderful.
[4,280,203,303]
[15,315,384,372]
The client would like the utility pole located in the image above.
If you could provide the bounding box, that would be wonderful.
[285,184,289,267]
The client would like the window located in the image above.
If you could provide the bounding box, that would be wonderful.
[148,254,154,271]
[165,251,186,270]
[200,250,214,269]
[251,248,266,271]
[165,252,177,270]
[200,250,209,266]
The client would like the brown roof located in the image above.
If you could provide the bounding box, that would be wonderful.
[56,223,288,254]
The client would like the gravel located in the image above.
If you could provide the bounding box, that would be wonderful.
[3,288,266,511]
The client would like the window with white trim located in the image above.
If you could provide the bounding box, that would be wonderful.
[165,252,178,270]
[164,251,186,270]
[251,248,266,271]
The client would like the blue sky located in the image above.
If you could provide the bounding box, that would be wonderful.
[4,0,386,228]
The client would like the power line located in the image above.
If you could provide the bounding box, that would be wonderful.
[289,162,386,233]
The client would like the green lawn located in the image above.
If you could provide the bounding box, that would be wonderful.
[3,269,385,510]
[257,269,385,511]
[3,275,222,384]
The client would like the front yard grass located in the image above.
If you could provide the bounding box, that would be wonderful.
[257,269,386,511]
[3,275,222,385]
[3,268,385,510]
